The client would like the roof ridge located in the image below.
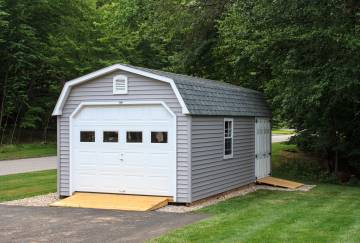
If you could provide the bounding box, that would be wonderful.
[120,63,262,94]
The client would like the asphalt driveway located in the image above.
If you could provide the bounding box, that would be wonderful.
[0,205,206,242]
[272,134,293,143]
[0,156,56,175]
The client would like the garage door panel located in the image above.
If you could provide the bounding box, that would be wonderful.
[75,107,98,121]
[148,153,172,167]
[100,152,121,165]
[75,151,97,159]
[147,177,171,192]
[123,175,146,192]
[102,106,122,121]
[98,175,124,190]
[146,168,171,176]
[145,105,172,120]
[123,152,147,167]
[122,167,146,176]
[75,151,97,168]
[72,104,175,197]
[77,175,97,188]
[98,168,122,175]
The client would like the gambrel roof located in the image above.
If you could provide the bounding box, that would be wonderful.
[53,64,271,117]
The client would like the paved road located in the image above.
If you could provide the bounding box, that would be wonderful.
[272,134,293,143]
[0,156,56,176]
[0,205,207,243]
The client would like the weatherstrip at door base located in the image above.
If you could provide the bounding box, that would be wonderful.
[50,192,172,211]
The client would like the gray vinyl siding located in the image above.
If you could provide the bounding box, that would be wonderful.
[58,70,191,202]
[191,116,255,201]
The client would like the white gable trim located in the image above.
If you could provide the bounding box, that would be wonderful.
[52,64,190,116]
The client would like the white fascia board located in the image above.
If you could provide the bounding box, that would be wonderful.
[52,64,190,116]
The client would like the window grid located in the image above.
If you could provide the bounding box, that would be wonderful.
[224,118,233,158]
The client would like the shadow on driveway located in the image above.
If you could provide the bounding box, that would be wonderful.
[0,205,207,242]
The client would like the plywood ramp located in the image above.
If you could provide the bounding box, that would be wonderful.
[51,193,171,211]
[257,176,304,189]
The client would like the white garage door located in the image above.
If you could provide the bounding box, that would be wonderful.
[70,104,176,197]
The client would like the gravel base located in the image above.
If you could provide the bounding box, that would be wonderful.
[0,184,315,210]
[157,185,256,213]
[158,184,316,213]
[0,193,58,207]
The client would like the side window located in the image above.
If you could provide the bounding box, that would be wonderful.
[126,131,142,143]
[224,118,233,158]
[103,131,118,142]
[80,131,95,142]
[151,132,168,143]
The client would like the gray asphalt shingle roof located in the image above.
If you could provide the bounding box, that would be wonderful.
[123,64,271,117]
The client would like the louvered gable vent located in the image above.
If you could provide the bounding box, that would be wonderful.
[113,75,128,94]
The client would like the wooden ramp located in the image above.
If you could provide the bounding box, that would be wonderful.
[257,176,304,189]
[51,192,171,211]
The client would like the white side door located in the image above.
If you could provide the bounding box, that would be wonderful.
[255,118,271,179]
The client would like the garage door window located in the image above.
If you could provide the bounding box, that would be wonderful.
[126,131,142,143]
[103,131,118,142]
[80,131,95,142]
[151,131,168,143]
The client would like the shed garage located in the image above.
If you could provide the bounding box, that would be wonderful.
[53,64,271,203]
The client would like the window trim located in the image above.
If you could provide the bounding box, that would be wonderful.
[126,131,143,144]
[113,75,128,94]
[224,118,234,159]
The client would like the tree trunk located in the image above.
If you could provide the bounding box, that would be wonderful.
[0,115,8,145]
[0,72,8,143]
[335,149,339,175]
[10,106,21,144]
[16,127,22,144]
[42,112,52,144]
[30,128,34,143]
[326,147,333,173]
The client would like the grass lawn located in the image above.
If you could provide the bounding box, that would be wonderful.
[0,170,56,202]
[0,143,56,160]
[272,129,295,135]
[154,143,360,243]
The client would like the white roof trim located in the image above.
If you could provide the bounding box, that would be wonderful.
[52,64,190,116]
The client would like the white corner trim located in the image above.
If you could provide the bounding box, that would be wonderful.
[68,101,177,201]
[52,64,190,116]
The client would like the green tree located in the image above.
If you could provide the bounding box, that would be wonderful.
[0,0,104,143]
[217,0,360,175]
